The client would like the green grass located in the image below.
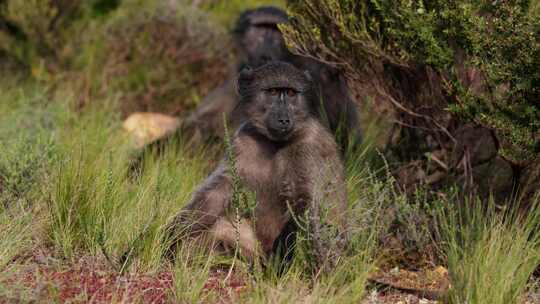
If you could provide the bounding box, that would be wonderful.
[46,103,215,270]
[0,79,60,271]
[1,77,539,302]
[437,197,540,304]
[0,205,34,269]
[0,78,383,301]
[170,244,218,303]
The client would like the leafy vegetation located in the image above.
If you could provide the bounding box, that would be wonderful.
[0,0,539,303]
[437,197,540,304]
[456,2,540,160]
[283,0,539,159]
[1,0,232,114]
[282,0,540,198]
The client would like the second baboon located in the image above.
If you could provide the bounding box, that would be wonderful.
[168,62,349,269]
[183,6,362,151]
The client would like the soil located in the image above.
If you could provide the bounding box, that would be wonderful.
[0,248,537,303]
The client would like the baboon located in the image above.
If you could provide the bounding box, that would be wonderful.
[168,62,349,269]
[183,6,362,151]
[233,6,290,68]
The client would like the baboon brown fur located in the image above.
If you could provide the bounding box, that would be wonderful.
[183,6,362,151]
[168,62,349,269]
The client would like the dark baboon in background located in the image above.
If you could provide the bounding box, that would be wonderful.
[183,6,362,151]
[233,6,290,68]
[168,62,348,270]
[181,7,288,144]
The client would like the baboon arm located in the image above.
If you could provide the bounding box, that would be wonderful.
[292,145,349,270]
[176,165,232,235]
[209,218,261,261]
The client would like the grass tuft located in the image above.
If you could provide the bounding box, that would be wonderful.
[437,196,540,304]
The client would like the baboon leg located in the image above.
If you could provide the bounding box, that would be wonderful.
[166,166,232,255]
[209,217,261,261]
[284,151,348,271]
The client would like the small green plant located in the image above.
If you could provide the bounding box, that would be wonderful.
[436,196,540,304]
[223,115,258,221]
[0,82,59,205]
[170,243,217,303]
[222,114,260,278]
[0,205,33,269]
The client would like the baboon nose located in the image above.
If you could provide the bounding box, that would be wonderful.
[278,118,290,127]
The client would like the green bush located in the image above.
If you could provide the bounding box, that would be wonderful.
[87,0,232,114]
[282,0,539,198]
[453,3,540,160]
[0,81,59,205]
[0,0,118,71]
[1,0,232,115]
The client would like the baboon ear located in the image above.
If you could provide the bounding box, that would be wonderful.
[237,66,255,97]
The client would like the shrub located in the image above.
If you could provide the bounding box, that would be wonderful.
[436,197,540,304]
[282,0,540,199]
[88,1,232,115]
[0,0,118,71]
[0,81,58,205]
[452,2,540,161]
[1,0,231,115]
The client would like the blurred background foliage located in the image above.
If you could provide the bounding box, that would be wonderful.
[0,0,286,115]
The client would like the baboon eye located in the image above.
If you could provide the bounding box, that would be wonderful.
[268,88,279,96]
[286,89,297,97]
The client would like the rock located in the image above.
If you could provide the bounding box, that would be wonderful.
[394,161,426,192]
[519,161,540,203]
[452,124,498,167]
[471,156,515,200]
[122,112,181,149]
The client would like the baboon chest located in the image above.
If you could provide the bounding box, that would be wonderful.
[235,138,305,201]
[234,136,308,252]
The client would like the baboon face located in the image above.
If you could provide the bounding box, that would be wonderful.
[237,62,314,142]
[233,7,291,66]
[242,26,288,64]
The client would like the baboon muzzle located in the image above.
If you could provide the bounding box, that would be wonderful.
[268,98,293,140]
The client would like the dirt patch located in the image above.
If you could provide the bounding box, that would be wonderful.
[1,248,247,303]
[3,258,172,303]
[369,266,450,301]
[362,290,439,304]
